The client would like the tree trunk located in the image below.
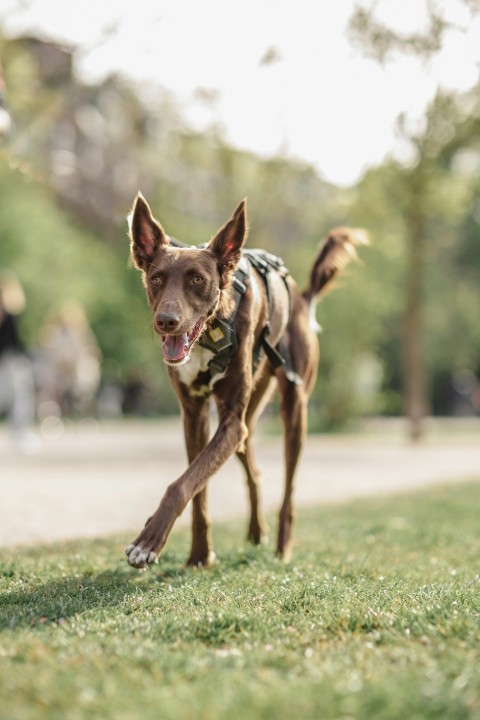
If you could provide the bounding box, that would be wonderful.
[402,210,429,441]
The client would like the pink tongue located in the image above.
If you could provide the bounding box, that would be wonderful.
[162,333,188,362]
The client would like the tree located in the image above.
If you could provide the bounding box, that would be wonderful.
[348,0,480,439]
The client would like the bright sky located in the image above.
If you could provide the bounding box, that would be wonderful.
[2,0,479,186]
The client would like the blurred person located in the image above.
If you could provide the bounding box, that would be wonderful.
[0,61,12,140]
[0,270,39,452]
[38,302,101,417]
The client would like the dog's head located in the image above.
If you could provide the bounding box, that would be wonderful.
[129,193,247,366]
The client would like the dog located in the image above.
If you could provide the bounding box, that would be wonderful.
[126,193,368,568]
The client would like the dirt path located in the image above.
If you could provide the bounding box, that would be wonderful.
[1,418,479,548]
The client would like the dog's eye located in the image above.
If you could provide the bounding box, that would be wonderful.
[191,275,204,285]
[151,276,162,285]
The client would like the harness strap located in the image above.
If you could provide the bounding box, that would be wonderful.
[246,250,301,381]
[198,262,249,375]
[165,236,301,383]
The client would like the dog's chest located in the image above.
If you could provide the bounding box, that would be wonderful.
[176,345,226,397]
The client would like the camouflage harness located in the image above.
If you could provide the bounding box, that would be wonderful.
[198,249,302,385]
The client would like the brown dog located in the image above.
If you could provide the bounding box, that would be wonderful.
[126,194,367,568]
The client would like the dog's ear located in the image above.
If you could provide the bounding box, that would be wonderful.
[129,193,168,270]
[207,199,248,268]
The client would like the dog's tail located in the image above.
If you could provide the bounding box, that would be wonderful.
[302,227,369,305]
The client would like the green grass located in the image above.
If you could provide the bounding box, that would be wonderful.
[1,483,480,720]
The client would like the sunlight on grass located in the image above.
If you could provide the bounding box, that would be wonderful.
[1,482,479,720]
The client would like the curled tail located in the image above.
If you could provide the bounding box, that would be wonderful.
[302,226,369,304]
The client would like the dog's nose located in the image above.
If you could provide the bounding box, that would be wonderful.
[156,312,181,332]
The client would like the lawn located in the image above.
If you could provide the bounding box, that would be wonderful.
[1,482,479,720]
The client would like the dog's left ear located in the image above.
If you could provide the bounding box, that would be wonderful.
[208,199,248,268]
[129,193,168,271]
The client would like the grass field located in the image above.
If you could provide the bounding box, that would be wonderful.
[1,481,479,720]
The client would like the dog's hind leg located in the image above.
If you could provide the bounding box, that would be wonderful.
[189,489,215,567]
[237,434,268,545]
[276,376,308,561]
[182,400,215,567]
[236,372,275,545]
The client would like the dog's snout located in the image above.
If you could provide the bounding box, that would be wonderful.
[156,312,181,332]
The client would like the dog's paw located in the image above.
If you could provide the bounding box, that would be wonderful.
[186,549,216,569]
[125,543,158,569]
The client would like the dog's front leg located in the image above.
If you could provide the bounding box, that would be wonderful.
[182,399,215,567]
[126,399,248,568]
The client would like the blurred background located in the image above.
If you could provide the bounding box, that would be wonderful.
[0,0,479,445]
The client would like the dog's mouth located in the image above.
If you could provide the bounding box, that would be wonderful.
[160,318,204,365]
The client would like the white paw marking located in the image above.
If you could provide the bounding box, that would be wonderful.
[125,544,157,567]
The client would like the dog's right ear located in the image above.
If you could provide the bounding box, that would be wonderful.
[129,193,168,271]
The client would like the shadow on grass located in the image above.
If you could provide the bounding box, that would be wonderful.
[0,569,144,631]
[0,538,274,632]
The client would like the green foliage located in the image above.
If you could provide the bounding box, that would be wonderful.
[0,159,178,412]
[1,32,480,425]
[348,1,478,65]
[1,160,123,352]
[343,91,480,418]
[1,482,480,719]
